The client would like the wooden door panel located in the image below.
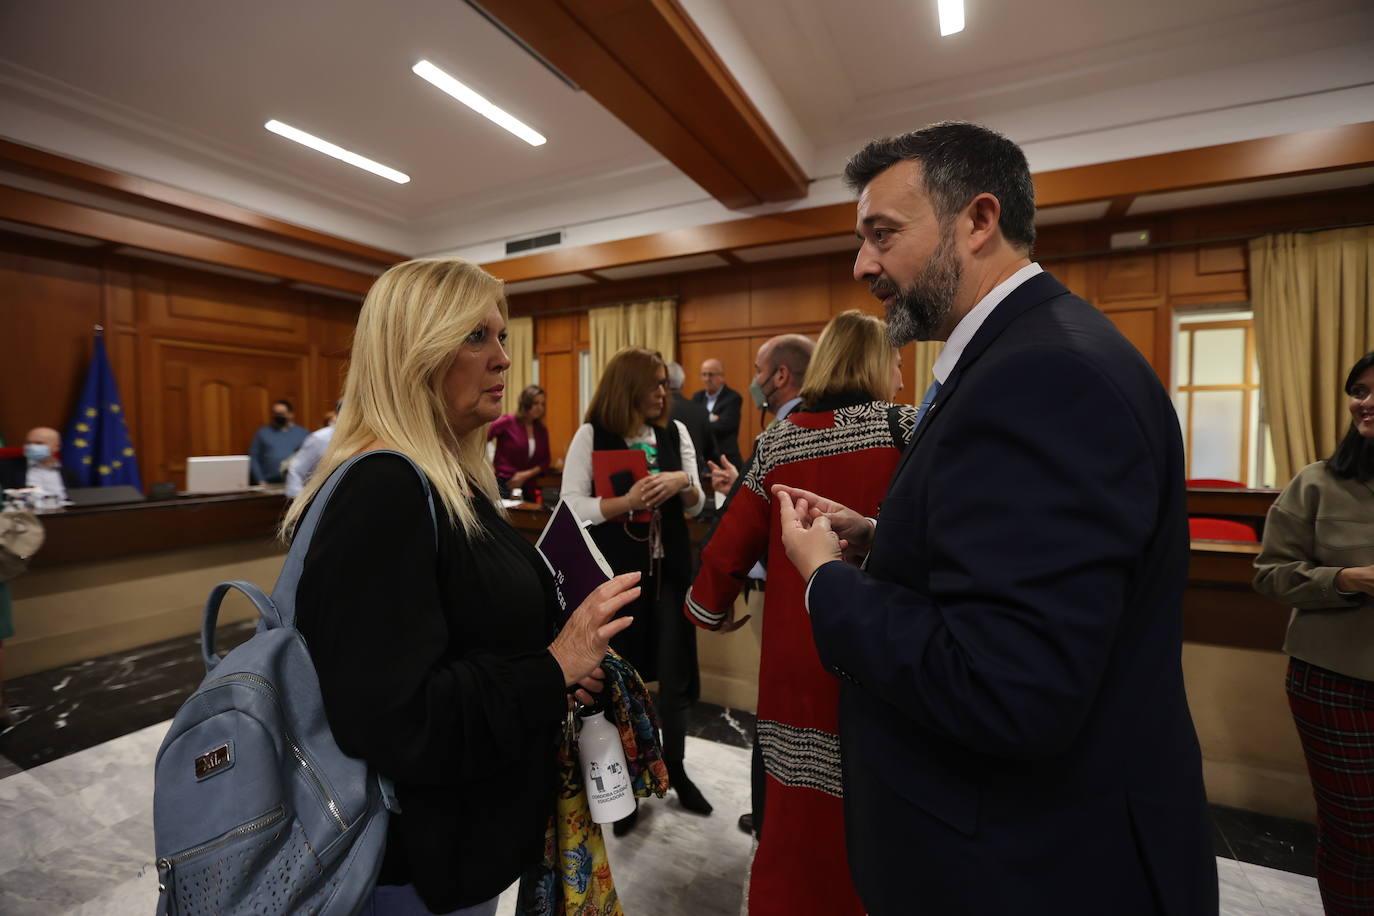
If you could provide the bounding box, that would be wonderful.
[540,350,577,466]
[152,342,307,488]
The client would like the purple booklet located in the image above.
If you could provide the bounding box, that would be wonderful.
[535,500,615,625]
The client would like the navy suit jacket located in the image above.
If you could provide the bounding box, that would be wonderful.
[808,272,1216,915]
[692,384,743,468]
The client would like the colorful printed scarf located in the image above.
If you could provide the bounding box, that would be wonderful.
[516,651,667,915]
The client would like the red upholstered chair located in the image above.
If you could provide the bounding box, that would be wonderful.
[0,446,22,460]
[1189,517,1259,542]
[1186,478,1247,488]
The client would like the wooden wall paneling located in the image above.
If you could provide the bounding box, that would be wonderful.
[307,296,358,427]
[749,258,830,331]
[535,313,577,355]
[0,138,407,267]
[139,267,310,349]
[1101,308,1160,372]
[0,185,376,294]
[577,312,590,350]
[678,268,750,338]
[1095,249,1167,309]
[1168,244,1249,305]
[1044,257,1095,303]
[153,340,309,488]
[0,246,104,445]
[828,251,875,317]
[540,350,578,465]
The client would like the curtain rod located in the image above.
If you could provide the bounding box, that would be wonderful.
[511,294,679,320]
[1039,219,1372,263]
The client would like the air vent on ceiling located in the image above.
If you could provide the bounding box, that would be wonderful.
[505,230,564,256]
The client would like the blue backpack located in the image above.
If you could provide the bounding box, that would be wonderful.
[153,452,435,915]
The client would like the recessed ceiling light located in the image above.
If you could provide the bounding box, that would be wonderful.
[264,119,410,184]
[412,59,547,147]
[938,0,965,36]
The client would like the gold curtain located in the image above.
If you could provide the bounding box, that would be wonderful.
[1251,226,1374,483]
[502,315,535,416]
[588,298,677,387]
[908,341,944,405]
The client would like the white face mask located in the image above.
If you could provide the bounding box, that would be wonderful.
[24,443,52,464]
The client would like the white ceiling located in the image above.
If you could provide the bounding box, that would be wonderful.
[0,0,1370,264]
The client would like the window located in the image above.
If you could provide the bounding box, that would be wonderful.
[1173,309,1275,487]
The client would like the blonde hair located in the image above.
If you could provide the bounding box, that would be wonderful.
[281,258,507,540]
[585,347,669,439]
[798,310,896,405]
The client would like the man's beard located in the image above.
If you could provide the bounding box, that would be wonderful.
[877,232,962,347]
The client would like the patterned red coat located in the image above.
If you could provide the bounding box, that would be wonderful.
[686,396,915,916]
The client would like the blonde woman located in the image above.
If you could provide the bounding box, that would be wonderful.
[686,310,914,916]
[562,347,709,831]
[285,259,639,916]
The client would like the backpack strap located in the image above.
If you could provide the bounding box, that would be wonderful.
[271,450,438,629]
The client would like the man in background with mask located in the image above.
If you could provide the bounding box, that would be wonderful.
[249,399,307,485]
[699,332,813,839]
[708,335,814,497]
[0,427,80,499]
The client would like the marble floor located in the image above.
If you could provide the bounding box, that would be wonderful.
[0,627,1331,914]
[0,718,1325,915]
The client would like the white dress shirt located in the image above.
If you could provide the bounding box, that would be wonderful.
[284,426,334,498]
[563,420,704,524]
[26,463,67,502]
[804,261,1044,612]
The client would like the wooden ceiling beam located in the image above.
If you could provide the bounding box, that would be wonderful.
[486,122,1374,283]
[0,138,408,267]
[0,185,377,293]
[478,0,808,209]
[1034,121,1374,207]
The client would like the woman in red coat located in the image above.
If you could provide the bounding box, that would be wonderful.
[687,310,914,916]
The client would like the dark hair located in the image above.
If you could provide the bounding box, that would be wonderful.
[516,385,545,423]
[843,121,1036,252]
[273,399,293,412]
[1326,351,1374,481]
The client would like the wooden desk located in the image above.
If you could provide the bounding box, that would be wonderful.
[30,491,287,568]
[1184,539,1290,652]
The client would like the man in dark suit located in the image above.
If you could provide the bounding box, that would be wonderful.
[0,427,81,494]
[666,361,716,490]
[774,122,1216,915]
[692,359,743,470]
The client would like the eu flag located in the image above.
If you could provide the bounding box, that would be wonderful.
[63,334,143,490]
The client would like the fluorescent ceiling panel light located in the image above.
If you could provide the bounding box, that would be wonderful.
[412,59,547,147]
[264,119,410,184]
[938,0,965,36]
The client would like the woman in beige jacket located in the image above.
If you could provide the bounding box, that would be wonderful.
[1254,351,1374,914]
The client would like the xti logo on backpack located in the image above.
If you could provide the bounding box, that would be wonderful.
[152,452,434,915]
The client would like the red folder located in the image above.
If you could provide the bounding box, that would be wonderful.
[592,449,651,523]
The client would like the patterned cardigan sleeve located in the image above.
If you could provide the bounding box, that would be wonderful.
[684,435,774,629]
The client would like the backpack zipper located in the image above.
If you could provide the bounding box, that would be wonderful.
[156,805,286,890]
[209,671,350,832]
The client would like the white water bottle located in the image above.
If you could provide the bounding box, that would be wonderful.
[578,708,635,823]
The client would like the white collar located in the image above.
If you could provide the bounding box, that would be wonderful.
[775,396,803,422]
[932,263,1042,384]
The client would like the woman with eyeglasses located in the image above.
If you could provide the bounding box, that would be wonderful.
[1254,350,1374,914]
[562,346,711,832]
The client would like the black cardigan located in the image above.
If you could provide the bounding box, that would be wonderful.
[294,454,566,911]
